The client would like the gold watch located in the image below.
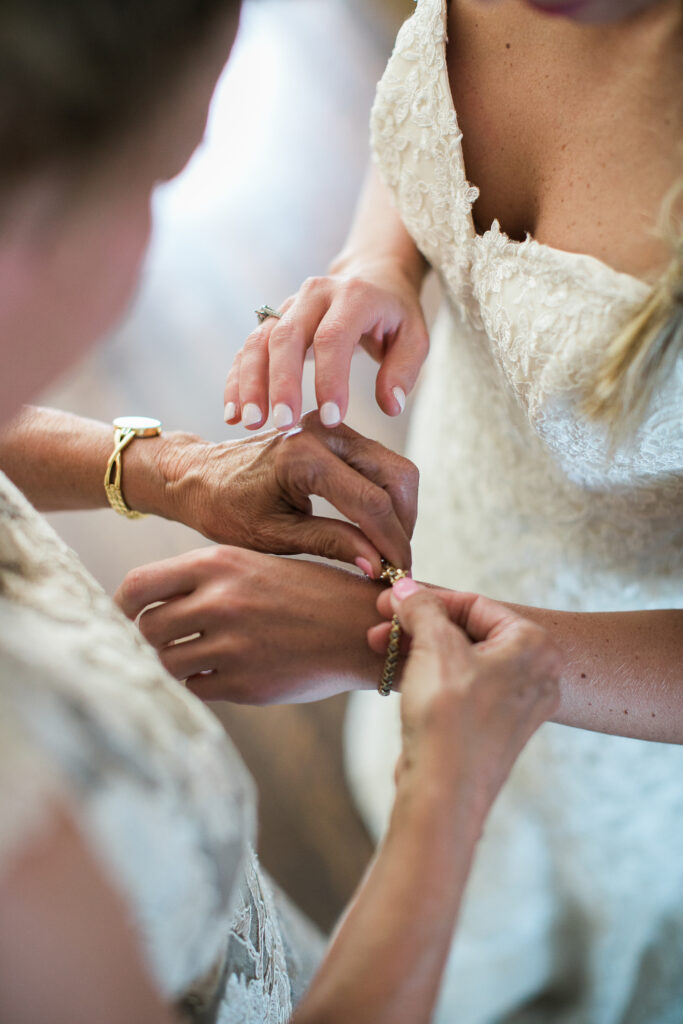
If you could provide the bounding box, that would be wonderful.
[104,416,162,519]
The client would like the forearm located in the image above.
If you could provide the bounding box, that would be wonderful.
[295,773,479,1024]
[296,582,562,1022]
[0,405,198,518]
[372,586,682,743]
[329,163,428,292]
[507,604,683,743]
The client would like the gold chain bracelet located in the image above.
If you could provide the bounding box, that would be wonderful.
[378,559,408,696]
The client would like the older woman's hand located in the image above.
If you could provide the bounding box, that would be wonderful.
[384,581,562,823]
[0,407,414,575]
[115,548,386,704]
[163,412,416,575]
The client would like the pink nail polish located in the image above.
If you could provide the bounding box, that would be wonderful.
[354,557,375,579]
[392,577,420,600]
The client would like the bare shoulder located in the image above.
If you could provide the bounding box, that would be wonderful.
[446,0,683,277]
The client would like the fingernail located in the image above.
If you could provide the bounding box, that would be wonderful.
[242,403,262,427]
[392,386,406,414]
[273,403,294,430]
[320,401,341,427]
[224,401,237,423]
[354,557,375,579]
[392,577,420,600]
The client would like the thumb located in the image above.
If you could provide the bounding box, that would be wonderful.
[390,578,469,655]
[390,581,470,707]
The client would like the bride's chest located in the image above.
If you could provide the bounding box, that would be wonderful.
[372,0,682,483]
[446,0,681,280]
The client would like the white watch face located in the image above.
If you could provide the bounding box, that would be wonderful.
[113,416,162,436]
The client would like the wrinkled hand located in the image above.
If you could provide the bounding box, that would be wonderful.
[224,263,429,431]
[114,547,386,704]
[379,582,562,822]
[166,412,417,575]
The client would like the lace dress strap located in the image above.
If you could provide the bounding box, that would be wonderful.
[370,0,479,310]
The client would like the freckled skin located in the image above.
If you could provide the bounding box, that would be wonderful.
[448,0,682,277]
[500,605,683,742]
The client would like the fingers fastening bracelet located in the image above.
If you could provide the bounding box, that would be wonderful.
[378,559,408,696]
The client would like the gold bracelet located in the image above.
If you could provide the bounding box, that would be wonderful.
[104,416,162,519]
[378,559,408,696]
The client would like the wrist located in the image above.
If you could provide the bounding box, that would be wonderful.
[121,430,205,523]
[327,251,428,296]
[390,760,486,850]
[335,573,388,689]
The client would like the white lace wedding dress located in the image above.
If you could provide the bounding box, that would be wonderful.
[346,2,683,1022]
[0,471,322,1024]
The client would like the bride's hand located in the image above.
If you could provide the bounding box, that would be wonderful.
[114,548,385,704]
[163,411,417,575]
[387,580,562,822]
[223,261,429,431]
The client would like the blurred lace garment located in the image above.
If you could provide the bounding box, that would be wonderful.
[346,1,683,1022]
[0,470,322,1024]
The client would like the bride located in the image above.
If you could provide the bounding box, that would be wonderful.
[225,0,683,1020]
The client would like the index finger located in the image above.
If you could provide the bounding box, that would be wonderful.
[300,413,419,540]
[378,587,526,647]
[114,553,201,619]
[282,435,412,571]
[390,582,471,660]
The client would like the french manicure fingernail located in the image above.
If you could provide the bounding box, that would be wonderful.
[224,401,237,423]
[392,577,421,600]
[242,403,262,427]
[273,403,294,429]
[354,557,375,579]
[392,386,406,413]
[320,401,341,427]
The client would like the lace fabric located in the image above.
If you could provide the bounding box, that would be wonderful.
[218,853,294,1024]
[0,470,321,1021]
[348,2,683,1022]
[370,0,683,606]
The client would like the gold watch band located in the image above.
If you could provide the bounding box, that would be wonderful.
[104,417,162,519]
